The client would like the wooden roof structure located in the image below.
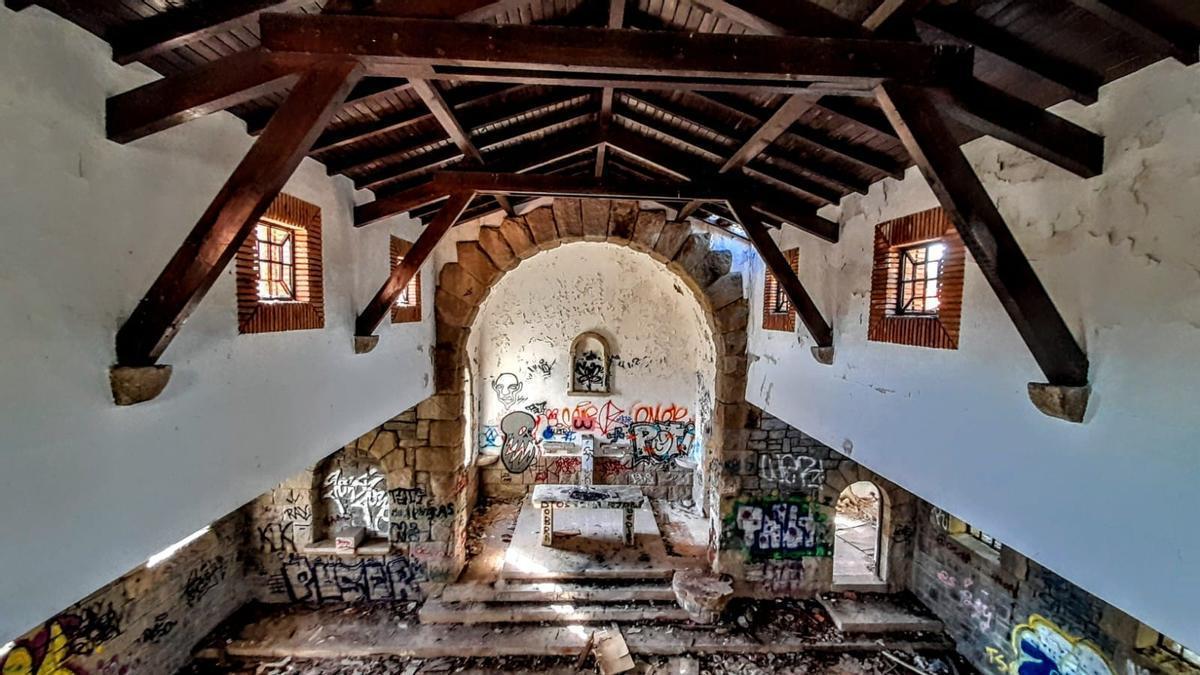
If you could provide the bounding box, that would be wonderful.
[16,0,1196,417]
[19,0,1199,230]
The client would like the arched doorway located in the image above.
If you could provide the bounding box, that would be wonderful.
[834,481,885,587]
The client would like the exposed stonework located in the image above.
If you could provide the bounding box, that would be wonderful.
[0,514,246,675]
[438,201,753,574]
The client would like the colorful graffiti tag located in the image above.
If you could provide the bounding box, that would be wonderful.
[725,497,832,560]
[984,615,1115,675]
[628,421,695,466]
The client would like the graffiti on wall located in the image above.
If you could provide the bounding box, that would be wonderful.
[387,486,455,543]
[572,350,607,392]
[725,497,831,560]
[183,557,228,608]
[500,410,539,473]
[527,358,555,380]
[1,602,127,675]
[984,615,1115,675]
[322,467,390,534]
[758,454,824,489]
[491,373,526,410]
[479,425,500,450]
[274,554,426,603]
[628,421,695,466]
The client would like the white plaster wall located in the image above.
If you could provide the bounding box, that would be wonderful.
[0,7,434,641]
[746,59,1200,647]
[466,242,716,451]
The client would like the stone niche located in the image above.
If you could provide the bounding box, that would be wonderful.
[569,331,611,395]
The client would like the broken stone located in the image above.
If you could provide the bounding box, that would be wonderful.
[109,364,172,406]
[672,570,733,624]
[1027,382,1090,423]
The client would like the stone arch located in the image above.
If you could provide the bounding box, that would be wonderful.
[821,463,916,593]
[422,199,751,573]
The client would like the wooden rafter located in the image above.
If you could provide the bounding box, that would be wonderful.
[688,0,866,38]
[915,7,1103,105]
[356,191,473,338]
[942,80,1103,179]
[728,201,834,353]
[115,61,364,366]
[596,0,627,178]
[718,95,815,174]
[605,125,839,242]
[109,0,309,65]
[107,50,313,144]
[875,82,1088,387]
[258,13,974,91]
[355,125,604,226]
[409,78,515,215]
[862,0,930,34]
[352,105,596,191]
[1063,0,1199,66]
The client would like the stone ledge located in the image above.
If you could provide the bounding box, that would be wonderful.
[1027,382,1090,423]
[109,365,172,405]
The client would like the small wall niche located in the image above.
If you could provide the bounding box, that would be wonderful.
[570,331,612,395]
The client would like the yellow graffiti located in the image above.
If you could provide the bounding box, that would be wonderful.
[986,615,1115,675]
[1,623,80,675]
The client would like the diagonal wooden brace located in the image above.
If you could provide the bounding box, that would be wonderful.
[354,191,474,348]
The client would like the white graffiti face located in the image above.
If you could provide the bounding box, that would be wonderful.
[322,468,390,534]
[491,373,525,409]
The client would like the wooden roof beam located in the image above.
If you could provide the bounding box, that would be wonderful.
[355,125,604,226]
[409,78,514,216]
[109,0,309,65]
[351,104,595,190]
[258,13,975,88]
[356,191,473,342]
[605,125,839,242]
[729,200,834,360]
[114,61,363,371]
[916,7,1103,104]
[106,50,312,143]
[596,0,627,178]
[688,0,867,38]
[876,82,1089,400]
[719,95,816,174]
[1063,0,1198,66]
[942,80,1103,178]
[325,0,531,21]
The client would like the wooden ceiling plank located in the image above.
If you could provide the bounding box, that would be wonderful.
[916,8,1103,104]
[942,80,1103,179]
[1063,0,1198,66]
[356,191,474,339]
[718,94,816,173]
[688,0,867,38]
[875,81,1088,387]
[605,125,839,242]
[110,0,309,65]
[115,61,364,366]
[107,49,313,143]
[325,0,530,21]
[258,13,975,87]
[862,0,930,34]
[351,106,595,188]
[355,125,604,226]
[409,78,516,215]
[729,200,834,349]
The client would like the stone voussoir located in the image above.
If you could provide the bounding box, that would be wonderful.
[477,225,519,271]
[499,217,538,258]
[552,198,585,241]
[580,199,611,241]
[525,207,561,250]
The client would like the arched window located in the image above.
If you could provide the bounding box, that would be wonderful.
[569,331,611,395]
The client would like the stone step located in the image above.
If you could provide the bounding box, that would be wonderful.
[419,598,691,625]
[817,594,944,634]
[441,581,678,604]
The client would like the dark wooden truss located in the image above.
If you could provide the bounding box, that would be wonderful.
[13,0,1197,410]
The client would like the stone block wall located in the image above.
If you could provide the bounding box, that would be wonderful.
[718,405,916,596]
[912,501,1198,675]
[0,513,247,675]
[241,398,477,604]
